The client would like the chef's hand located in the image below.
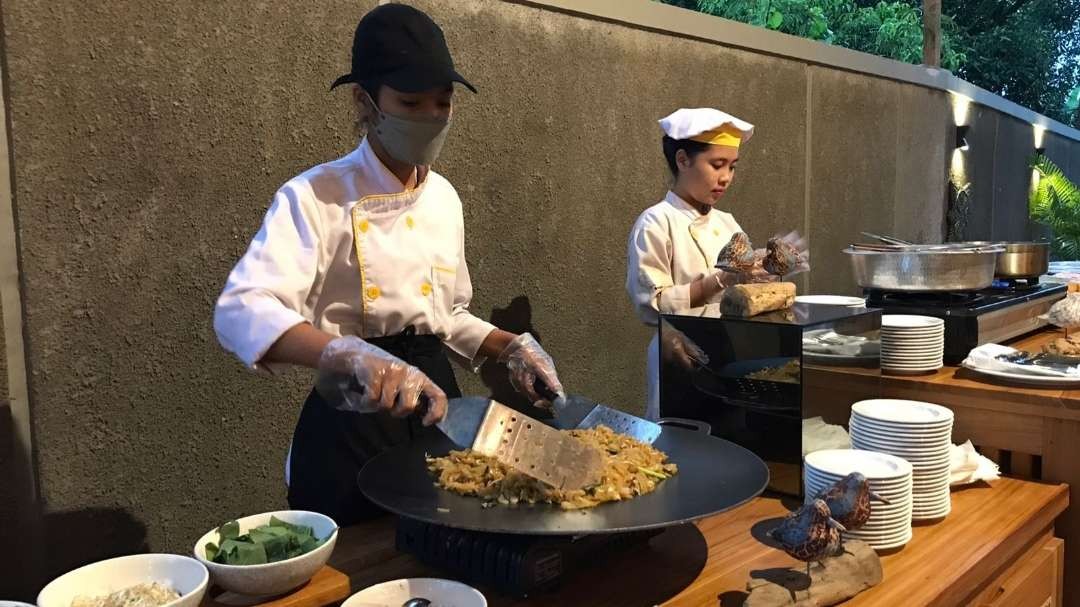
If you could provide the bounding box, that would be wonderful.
[315,335,447,426]
[660,319,709,371]
[498,332,565,409]
[774,230,811,275]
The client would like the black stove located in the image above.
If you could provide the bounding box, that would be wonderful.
[865,282,1066,364]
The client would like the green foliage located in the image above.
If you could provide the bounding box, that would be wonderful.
[1030,155,1080,259]
[663,0,1080,127]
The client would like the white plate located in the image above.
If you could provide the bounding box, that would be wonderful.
[850,414,953,431]
[803,475,912,497]
[852,400,954,425]
[849,430,952,447]
[804,449,914,479]
[851,445,951,461]
[849,419,953,436]
[882,315,945,328]
[344,578,487,607]
[880,360,945,368]
[961,365,1080,387]
[796,295,867,306]
[869,533,913,551]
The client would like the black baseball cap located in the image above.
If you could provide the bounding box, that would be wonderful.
[330,3,476,94]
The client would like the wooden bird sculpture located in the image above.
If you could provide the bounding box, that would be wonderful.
[716,232,756,273]
[813,472,891,531]
[768,499,846,579]
[763,236,802,276]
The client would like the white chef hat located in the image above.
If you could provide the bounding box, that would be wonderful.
[659,108,755,149]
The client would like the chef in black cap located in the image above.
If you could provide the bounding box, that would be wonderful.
[214,3,565,524]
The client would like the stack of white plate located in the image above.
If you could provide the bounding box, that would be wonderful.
[804,449,914,551]
[849,399,954,521]
[880,315,945,374]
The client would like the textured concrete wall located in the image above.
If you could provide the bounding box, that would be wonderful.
[959,107,1080,243]
[1,0,957,593]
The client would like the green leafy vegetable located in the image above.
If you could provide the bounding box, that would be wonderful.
[205,518,328,565]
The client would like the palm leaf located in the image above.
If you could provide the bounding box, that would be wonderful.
[1030,155,1080,260]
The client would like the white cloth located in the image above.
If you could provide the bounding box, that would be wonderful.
[658,108,755,142]
[950,440,1000,486]
[626,191,743,416]
[962,343,1080,377]
[802,417,851,457]
[214,137,497,373]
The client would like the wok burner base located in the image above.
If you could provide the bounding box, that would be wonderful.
[395,517,661,598]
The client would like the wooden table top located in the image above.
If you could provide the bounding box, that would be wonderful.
[327,477,1067,607]
[805,327,1080,420]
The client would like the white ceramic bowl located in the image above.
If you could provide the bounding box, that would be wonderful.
[194,510,338,596]
[38,554,208,607]
[344,578,487,607]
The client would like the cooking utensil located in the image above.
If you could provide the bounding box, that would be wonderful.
[691,357,800,414]
[321,377,602,490]
[357,425,769,535]
[861,231,913,246]
[844,244,1004,291]
[538,384,662,444]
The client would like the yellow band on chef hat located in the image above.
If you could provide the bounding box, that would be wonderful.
[689,125,743,148]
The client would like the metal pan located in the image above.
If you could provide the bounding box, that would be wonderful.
[356,426,769,535]
[691,357,801,414]
[845,244,1003,291]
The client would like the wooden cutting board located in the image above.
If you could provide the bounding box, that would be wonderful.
[199,566,350,607]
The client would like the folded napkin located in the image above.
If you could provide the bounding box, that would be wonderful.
[802,416,851,457]
[950,440,1000,486]
[963,343,1080,377]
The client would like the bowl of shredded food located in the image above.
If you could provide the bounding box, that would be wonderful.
[193,510,337,596]
[37,553,208,607]
[426,425,678,510]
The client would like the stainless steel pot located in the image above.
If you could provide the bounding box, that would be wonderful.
[844,243,1004,291]
[994,242,1050,278]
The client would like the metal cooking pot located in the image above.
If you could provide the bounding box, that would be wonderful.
[993,242,1050,278]
[844,243,1004,292]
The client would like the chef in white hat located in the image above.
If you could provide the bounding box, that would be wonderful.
[625,107,807,419]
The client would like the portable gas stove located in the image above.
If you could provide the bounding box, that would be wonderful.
[396,518,661,597]
[865,281,1066,364]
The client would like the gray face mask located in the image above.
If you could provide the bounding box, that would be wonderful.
[367,95,451,167]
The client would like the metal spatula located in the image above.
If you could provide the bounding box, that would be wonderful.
[538,384,662,444]
[319,376,603,490]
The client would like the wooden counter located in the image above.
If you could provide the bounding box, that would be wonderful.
[804,326,1080,605]
[328,478,1066,606]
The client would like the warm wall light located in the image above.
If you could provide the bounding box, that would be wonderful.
[1034,124,1047,152]
[955,125,970,151]
[951,93,973,126]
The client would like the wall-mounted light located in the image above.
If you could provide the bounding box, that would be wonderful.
[955,125,970,151]
[951,93,972,126]
[1034,124,1047,153]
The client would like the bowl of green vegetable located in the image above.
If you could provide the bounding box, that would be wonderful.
[193,510,337,596]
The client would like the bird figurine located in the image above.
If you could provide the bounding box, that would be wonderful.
[813,472,891,531]
[768,499,846,579]
[716,232,756,273]
[1043,293,1080,335]
[763,236,802,276]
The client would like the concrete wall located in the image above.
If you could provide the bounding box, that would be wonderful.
[956,106,1080,242]
[0,0,1005,595]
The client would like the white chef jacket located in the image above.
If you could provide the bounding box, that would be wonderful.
[625,190,743,419]
[214,137,497,373]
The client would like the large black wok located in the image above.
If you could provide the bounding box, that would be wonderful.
[357,425,769,535]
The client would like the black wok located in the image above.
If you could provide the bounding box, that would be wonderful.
[357,425,769,536]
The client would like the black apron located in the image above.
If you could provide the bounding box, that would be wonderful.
[286,327,461,525]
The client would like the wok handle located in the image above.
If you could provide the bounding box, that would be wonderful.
[658,417,712,435]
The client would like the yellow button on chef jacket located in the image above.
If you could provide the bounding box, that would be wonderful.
[625,190,743,419]
[214,137,497,372]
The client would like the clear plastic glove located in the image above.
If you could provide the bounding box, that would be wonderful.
[314,335,447,426]
[660,319,709,371]
[497,332,565,408]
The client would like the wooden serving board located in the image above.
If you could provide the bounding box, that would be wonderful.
[199,566,350,607]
